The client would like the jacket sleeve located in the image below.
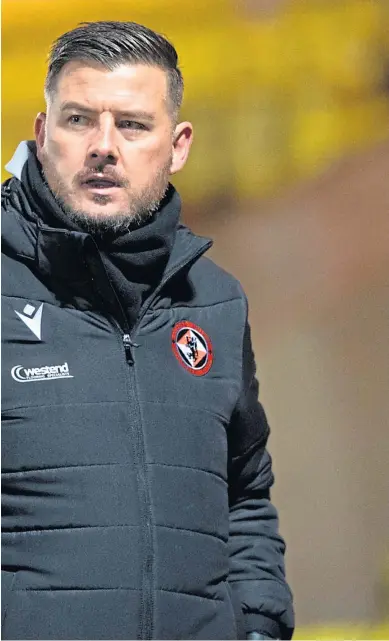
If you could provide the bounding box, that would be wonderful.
[227,317,294,640]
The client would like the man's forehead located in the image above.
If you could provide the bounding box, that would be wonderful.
[54,61,169,104]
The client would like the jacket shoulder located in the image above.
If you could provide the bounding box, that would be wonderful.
[186,254,247,309]
[2,194,38,261]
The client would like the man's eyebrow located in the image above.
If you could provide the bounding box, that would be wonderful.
[60,102,155,121]
[118,110,155,122]
[60,101,96,113]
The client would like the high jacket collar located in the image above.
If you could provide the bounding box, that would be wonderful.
[2,142,212,313]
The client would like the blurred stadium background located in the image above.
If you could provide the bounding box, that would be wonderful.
[2,0,389,638]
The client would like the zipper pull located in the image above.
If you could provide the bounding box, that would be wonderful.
[122,334,134,364]
[122,334,140,363]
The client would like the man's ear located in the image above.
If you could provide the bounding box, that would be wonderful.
[170,121,193,175]
[34,112,47,161]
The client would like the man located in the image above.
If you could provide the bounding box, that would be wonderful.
[1,21,294,640]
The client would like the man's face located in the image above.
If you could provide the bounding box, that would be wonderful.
[35,62,192,232]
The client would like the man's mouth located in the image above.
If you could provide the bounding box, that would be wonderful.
[82,177,121,190]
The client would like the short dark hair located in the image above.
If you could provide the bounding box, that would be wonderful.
[44,21,184,118]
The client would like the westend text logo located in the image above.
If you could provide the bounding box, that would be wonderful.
[11,362,73,383]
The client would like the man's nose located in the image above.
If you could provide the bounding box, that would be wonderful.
[87,116,119,167]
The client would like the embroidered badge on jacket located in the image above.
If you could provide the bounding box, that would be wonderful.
[171,321,213,376]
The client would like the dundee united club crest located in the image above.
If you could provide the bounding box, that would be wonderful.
[171,321,213,376]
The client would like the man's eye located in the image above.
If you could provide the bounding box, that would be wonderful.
[68,115,88,125]
[119,120,147,131]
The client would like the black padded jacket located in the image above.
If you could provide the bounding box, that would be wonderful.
[1,142,294,640]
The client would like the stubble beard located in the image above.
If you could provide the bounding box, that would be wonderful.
[40,155,172,235]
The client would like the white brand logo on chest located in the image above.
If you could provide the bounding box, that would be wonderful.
[11,362,73,383]
[15,303,44,340]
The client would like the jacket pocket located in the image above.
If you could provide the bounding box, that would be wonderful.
[226,582,246,640]
[1,570,18,628]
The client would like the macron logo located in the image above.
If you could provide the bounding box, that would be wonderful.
[11,362,73,383]
[15,303,43,340]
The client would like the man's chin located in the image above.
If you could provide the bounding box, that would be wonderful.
[54,185,167,233]
[69,197,132,222]
[77,207,124,220]
[60,200,154,235]
[77,194,124,215]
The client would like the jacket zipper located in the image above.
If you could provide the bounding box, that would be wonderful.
[108,320,153,640]
[126,350,154,641]
[108,240,212,640]
[91,254,153,638]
